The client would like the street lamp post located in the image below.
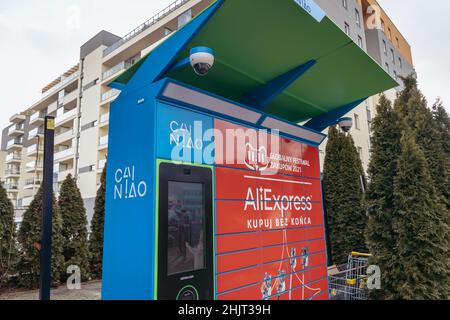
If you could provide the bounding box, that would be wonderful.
[39,116,55,301]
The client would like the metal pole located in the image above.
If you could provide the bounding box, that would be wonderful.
[39,116,55,301]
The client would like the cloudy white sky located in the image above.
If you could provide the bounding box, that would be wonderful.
[0,0,448,130]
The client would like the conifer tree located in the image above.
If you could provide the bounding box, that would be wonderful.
[365,95,403,299]
[89,165,106,279]
[392,131,450,299]
[58,175,90,282]
[432,98,450,158]
[0,183,17,285]
[395,76,449,210]
[323,126,367,265]
[16,187,64,288]
[432,99,450,209]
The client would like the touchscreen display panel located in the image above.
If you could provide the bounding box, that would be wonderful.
[167,181,206,276]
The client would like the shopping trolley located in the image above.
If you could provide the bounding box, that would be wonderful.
[328,252,371,300]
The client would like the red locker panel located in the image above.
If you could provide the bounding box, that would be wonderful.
[214,120,328,300]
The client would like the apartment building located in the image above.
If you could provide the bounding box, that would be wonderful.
[1,0,413,221]
[315,0,414,170]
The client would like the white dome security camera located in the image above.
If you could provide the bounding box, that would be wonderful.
[190,47,215,76]
[338,117,353,133]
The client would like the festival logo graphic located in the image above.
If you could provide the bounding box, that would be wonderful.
[244,143,270,173]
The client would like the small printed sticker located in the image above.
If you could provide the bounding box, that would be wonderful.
[47,118,55,131]
[293,0,326,23]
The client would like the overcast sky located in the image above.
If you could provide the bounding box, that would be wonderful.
[0,0,448,130]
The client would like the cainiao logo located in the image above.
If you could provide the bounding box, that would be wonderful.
[245,143,270,173]
[114,166,147,200]
[170,120,203,151]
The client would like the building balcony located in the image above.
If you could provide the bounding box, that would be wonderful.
[26,161,43,173]
[63,90,78,105]
[6,153,22,163]
[98,135,109,150]
[5,184,19,192]
[24,179,41,190]
[55,128,75,146]
[47,101,58,114]
[29,111,47,126]
[28,127,45,140]
[54,148,74,161]
[55,108,77,127]
[102,61,128,82]
[27,144,44,157]
[4,169,21,178]
[9,113,26,123]
[100,89,120,105]
[6,139,23,151]
[103,0,189,58]
[8,124,25,137]
[42,71,80,99]
[99,113,110,126]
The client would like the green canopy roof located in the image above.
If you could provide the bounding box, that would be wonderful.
[115,0,397,123]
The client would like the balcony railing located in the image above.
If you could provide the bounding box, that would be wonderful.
[42,71,80,97]
[27,144,44,155]
[7,139,23,148]
[28,127,44,139]
[6,153,21,162]
[100,113,110,124]
[55,127,74,137]
[5,169,20,176]
[24,179,41,187]
[103,0,190,57]
[30,111,47,123]
[102,61,130,80]
[8,124,24,135]
[54,148,74,161]
[55,108,77,125]
[101,89,121,103]
[26,161,43,171]
[4,184,19,190]
[99,135,109,147]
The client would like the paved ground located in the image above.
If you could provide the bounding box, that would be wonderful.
[0,281,101,300]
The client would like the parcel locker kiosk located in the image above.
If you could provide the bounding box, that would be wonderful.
[101,0,398,300]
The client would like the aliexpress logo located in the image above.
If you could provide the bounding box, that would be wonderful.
[244,187,313,216]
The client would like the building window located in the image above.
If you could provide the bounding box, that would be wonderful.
[398,57,403,69]
[355,9,361,27]
[385,63,390,74]
[388,28,392,40]
[354,114,360,130]
[394,70,398,80]
[79,165,96,174]
[381,19,385,32]
[390,49,395,63]
[396,37,400,48]
[383,40,387,54]
[357,36,363,48]
[342,0,348,9]
[81,120,97,132]
[178,9,192,28]
[344,22,350,36]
